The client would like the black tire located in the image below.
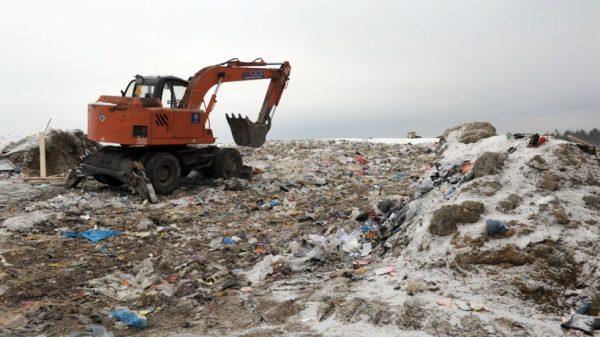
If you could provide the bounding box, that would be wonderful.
[93,174,124,187]
[144,152,181,195]
[211,148,242,179]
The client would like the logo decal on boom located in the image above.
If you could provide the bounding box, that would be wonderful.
[243,71,265,80]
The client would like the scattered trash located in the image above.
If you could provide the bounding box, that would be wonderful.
[485,219,509,235]
[374,265,395,276]
[528,133,549,147]
[1,127,599,336]
[454,299,471,311]
[577,300,591,315]
[244,254,279,284]
[460,161,473,174]
[560,314,600,335]
[460,170,475,184]
[63,229,121,243]
[2,211,53,232]
[68,324,115,337]
[436,297,455,308]
[353,155,368,164]
[0,158,16,172]
[0,254,12,266]
[110,309,147,328]
[257,199,281,210]
[390,171,405,182]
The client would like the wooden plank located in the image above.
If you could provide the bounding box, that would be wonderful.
[39,132,47,178]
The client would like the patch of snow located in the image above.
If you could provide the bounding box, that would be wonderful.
[330,137,439,145]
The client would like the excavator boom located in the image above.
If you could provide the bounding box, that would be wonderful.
[86,58,291,147]
[181,58,291,147]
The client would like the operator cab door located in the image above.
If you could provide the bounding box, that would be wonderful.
[151,80,180,140]
[160,79,187,108]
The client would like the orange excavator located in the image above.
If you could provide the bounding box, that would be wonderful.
[67,58,291,202]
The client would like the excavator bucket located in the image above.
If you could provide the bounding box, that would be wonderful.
[226,113,271,148]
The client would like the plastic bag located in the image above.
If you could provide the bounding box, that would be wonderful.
[110,310,147,328]
[561,314,600,335]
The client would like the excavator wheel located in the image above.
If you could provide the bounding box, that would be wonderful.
[144,152,181,195]
[93,174,124,187]
[211,148,242,179]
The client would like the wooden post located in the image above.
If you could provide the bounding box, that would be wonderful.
[39,132,46,178]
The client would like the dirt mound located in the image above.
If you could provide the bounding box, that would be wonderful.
[2,129,99,176]
[473,151,506,177]
[429,201,485,236]
[439,122,497,144]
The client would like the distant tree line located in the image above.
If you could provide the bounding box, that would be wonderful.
[555,128,600,146]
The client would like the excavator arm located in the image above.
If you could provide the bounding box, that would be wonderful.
[180,58,291,147]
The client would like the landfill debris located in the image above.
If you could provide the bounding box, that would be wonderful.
[0,158,16,172]
[1,211,54,232]
[485,218,509,235]
[0,254,13,266]
[110,309,148,328]
[0,129,100,176]
[374,265,396,276]
[67,324,115,337]
[63,229,121,243]
[0,126,599,336]
[560,314,600,335]
[436,297,456,308]
[528,133,549,148]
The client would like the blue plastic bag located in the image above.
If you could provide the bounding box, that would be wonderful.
[110,310,147,328]
[485,219,509,235]
[63,229,121,243]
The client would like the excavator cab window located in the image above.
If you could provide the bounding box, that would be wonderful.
[172,82,186,108]
[160,80,187,108]
[122,76,156,98]
[134,83,154,99]
[161,81,174,108]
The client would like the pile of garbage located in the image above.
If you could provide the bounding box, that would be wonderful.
[0,129,99,176]
[313,122,600,336]
[1,123,599,337]
[0,134,439,336]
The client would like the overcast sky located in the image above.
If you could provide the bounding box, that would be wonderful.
[1,0,598,142]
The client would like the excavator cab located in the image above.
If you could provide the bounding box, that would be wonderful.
[121,75,189,105]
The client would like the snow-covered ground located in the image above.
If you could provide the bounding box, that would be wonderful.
[330,137,439,145]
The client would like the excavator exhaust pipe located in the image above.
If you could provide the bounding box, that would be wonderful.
[226,113,271,148]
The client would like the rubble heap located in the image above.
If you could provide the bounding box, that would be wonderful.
[314,123,600,336]
[0,129,99,176]
[1,124,599,337]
